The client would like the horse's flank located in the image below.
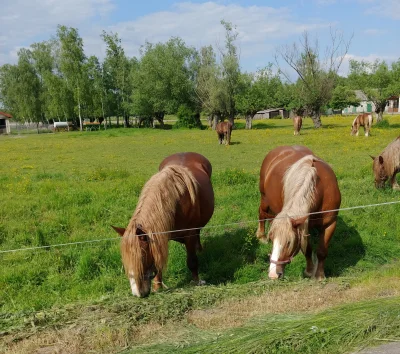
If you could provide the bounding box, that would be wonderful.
[120,165,199,285]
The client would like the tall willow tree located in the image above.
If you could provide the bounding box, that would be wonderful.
[57,25,86,130]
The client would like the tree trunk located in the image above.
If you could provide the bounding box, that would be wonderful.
[311,111,322,128]
[77,86,83,131]
[212,113,221,130]
[245,114,253,129]
[376,111,383,122]
[123,115,129,128]
[228,112,235,126]
[155,112,165,128]
[207,114,213,128]
[117,116,119,127]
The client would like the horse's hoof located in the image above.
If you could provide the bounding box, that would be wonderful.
[257,233,268,244]
[304,270,313,278]
[392,185,400,191]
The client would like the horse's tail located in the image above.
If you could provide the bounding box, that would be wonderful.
[368,113,373,127]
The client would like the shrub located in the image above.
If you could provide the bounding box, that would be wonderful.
[175,105,202,129]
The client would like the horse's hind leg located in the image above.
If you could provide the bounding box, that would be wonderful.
[185,235,205,285]
[315,221,337,281]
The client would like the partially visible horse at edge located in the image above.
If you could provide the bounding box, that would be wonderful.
[257,146,341,281]
[293,116,302,135]
[216,121,233,145]
[351,113,373,136]
[370,136,400,190]
[112,152,215,297]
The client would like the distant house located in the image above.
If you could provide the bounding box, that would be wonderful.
[342,90,374,115]
[385,95,400,113]
[0,111,12,134]
[253,108,289,119]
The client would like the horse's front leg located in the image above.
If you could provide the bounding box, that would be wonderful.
[256,201,270,243]
[390,172,400,190]
[302,234,315,278]
[315,221,337,281]
[185,237,205,285]
[152,271,168,292]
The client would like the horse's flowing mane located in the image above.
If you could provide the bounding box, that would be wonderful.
[379,136,400,176]
[269,155,317,251]
[121,165,199,285]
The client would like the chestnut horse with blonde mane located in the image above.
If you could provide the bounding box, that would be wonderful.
[293,116,302,135]
[370,136,400,189]
[112,152,214,297]
[216,121,233,145]
[257,146,341,280]
[351,113,373,136]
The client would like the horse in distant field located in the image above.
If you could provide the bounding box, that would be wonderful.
[293,116,302,135]
[370,136,400,190]
[351,113,373,136]
[257,146,341,281]
[112,152,214,297]
[216,121,233,145]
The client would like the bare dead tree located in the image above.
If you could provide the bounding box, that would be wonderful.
[275,29,352,128]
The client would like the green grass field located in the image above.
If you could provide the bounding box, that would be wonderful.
[0,116,399,353]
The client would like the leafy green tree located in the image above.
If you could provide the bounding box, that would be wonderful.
[195,45,225,129]
[132,37,197,127]
[219,20,241,124]
[348,60,399,122]
[235,65,283,129]
[57,25,86,130]
[102,31,133,127]
[329,85,360,112]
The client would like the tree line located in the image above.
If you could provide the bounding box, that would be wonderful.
[1,22,400,131]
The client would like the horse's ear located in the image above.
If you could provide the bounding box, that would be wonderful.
[369,155,375,160]
[111,226,126,237]
[290,215,308,228]
[379,156,384,164]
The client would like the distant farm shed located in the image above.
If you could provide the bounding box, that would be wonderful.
[0,111,12,134]
[253,108,289,119]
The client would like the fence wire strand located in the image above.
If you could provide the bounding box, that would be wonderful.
[0,200,399,255]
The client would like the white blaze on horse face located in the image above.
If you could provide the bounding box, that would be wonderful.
[269,240,282,279]
[129,275,140,297]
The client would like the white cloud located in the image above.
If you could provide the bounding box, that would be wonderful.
[338,53,398,76]
[94,2,330,65]
[363,28,387,35]
[315,0,337,5]
[0,0,114,65]
[364,0,400,20]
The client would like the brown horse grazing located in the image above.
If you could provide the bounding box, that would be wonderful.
[293,116,302,135]
[216,121,233,145]
[257,146,341,281]
[112,152,214,297]
[370,136,400,189]
[351,113,373,136]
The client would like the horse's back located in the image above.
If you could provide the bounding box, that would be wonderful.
[159,152,212,178]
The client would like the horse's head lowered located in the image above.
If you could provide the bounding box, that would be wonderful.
[112,225,157,297]
[267,214,308,279]
[370,155,387,188]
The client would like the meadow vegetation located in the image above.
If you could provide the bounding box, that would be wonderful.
[0,115,399,353]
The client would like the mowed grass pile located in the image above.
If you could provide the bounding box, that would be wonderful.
[0,116,399,315]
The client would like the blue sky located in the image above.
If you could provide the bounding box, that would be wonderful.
[1,0,399,76]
